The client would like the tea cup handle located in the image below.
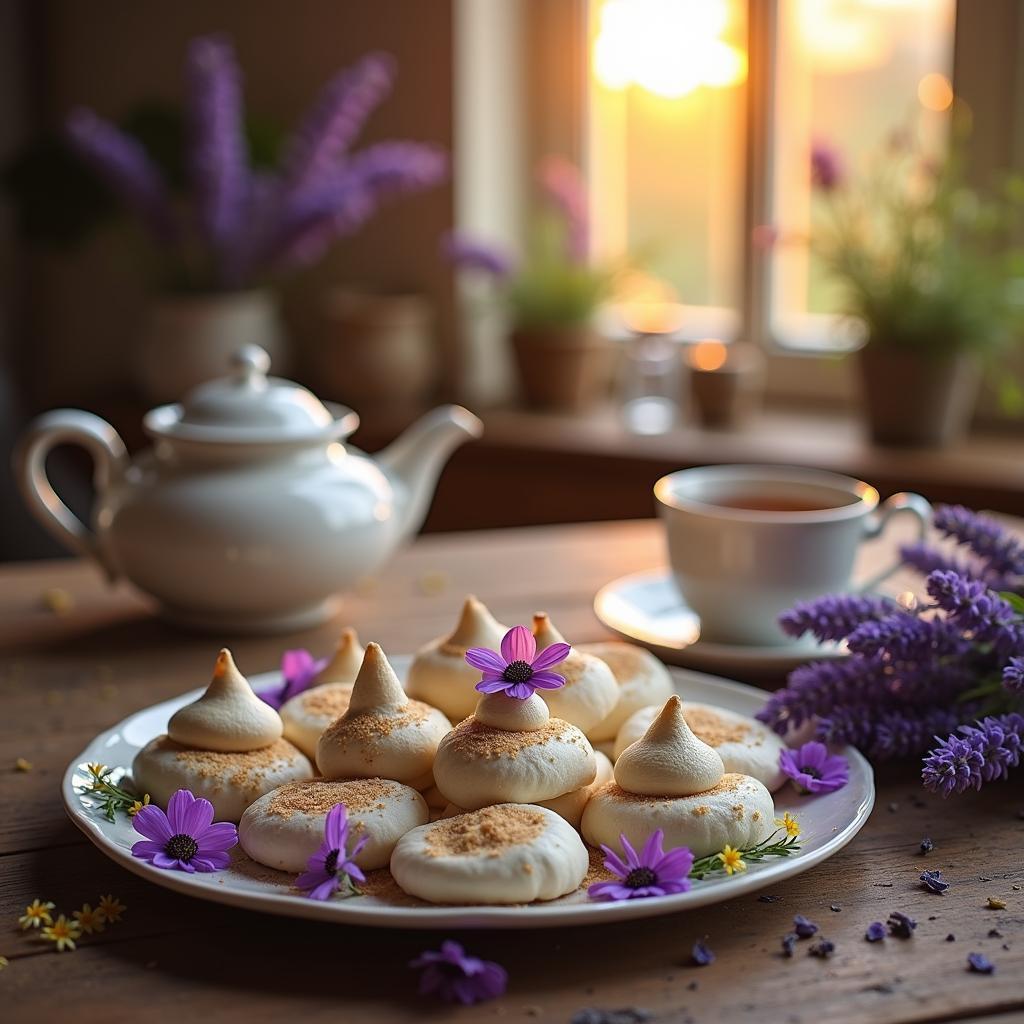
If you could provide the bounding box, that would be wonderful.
[14,409,128,581]
[857,491,932,593]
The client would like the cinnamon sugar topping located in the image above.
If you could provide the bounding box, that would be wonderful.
[170,737,301,788]
[683,707,750,747]
[424,805,546,858]
[298,686,353,719]
[322,700,433,749]
[444,716,576,760]
[265,778,400,818]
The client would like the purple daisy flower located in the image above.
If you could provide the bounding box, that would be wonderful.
[465,625,570,700]
[259,648,329,710]
[295,803,368,901]
[588,830,694,901]
[410,940,508,1005]
[131,789,237,873]
[779,742,850,794]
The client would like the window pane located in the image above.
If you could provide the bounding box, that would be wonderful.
[588,0,747,338]
[769,0,956,350]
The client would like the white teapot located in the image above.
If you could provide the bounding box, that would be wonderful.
[15,345,482,632]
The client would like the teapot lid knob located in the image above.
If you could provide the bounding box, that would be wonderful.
[231,345,271,386]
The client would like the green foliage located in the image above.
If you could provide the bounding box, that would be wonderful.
[506,211,614,329]
[814,127,1024,360]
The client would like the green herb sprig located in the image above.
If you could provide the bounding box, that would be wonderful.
[78,763,148,822]
[690,829,802,881]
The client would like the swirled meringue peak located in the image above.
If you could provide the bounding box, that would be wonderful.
[614,694,724,796]
[313,627,364,686]
[168,649,283,752]
[475,691,550,732]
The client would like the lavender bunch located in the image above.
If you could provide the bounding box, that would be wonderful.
[757,505,1024,795]
[63,37,445,291]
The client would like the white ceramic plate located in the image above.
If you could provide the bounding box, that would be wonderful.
[63,658,874,929]
[594,569,845,675]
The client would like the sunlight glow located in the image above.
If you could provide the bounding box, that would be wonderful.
[593,0,746,98]
[917,71,953,111]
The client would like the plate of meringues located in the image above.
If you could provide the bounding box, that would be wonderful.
[63,597,873,929]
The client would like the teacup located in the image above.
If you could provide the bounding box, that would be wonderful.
[653,464,931,647]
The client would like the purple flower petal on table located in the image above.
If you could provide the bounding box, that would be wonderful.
[794,914,819,938]
[532,642,571,670]
[501,625,536,664]
[691,939,715,966]
[921,869,949,894]
[865,921,886,942]
[465,647,508,674]
[410,941,507,1005]
[967,952,995,974]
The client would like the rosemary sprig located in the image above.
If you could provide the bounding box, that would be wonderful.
[690,829,802,880]
[78,763,148,822]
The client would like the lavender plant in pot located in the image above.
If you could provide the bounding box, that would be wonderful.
[446,157,616,413]
[810,131,1024,447]
[62,36,447,403]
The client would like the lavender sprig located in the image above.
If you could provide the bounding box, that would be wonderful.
[780,593,893,643]
[926,570,1022,652]
[64,108,175,242]
[933,505,1024,580]
[922,714,1024,794]
[185,35,248,277]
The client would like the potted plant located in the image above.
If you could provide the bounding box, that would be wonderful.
[7,36,447,403]
[445,157,616,413]
[809,129,1024,447]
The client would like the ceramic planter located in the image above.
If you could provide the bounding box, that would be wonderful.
[858,345,980,448]
[511,325,615,413]
[135,289,286,404]
[314,289,436,407]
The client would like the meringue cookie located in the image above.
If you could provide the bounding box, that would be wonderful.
[433,693,596,809]
[168,649,282,753]
[535,749,614,828]
[132,735,313,823]
[404,596,507,721]
[280,682,354,760]
[579,642,674,743]
[614,695,725,796]
[239,777,428,872]
[316,643,451,787]
[614,701,788,791]
[581,774,775,859]
[312,627,364,685]
[531,614,618,733]
[390,804,589,904]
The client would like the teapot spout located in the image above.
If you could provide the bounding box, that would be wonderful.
[378,405,483,539]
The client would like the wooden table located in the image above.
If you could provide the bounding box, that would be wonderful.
[2,520,1022,1024]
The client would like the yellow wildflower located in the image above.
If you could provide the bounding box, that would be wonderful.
[14,757,32,773]
[41,915,80,952]
[18,899,54,930]
[85,762,107,778]
[97,895,126,924]
[776,812,800,838]
[718,845,746,875]
[72,903,106,934]
[128,794,151,816]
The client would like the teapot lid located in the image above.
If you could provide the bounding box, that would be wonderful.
[143,345,359,445]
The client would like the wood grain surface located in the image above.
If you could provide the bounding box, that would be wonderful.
[1,520,1022,1024]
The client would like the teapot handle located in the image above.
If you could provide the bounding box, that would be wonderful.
[14,410,128,581]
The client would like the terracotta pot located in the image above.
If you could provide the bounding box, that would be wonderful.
[135,289,286,404]
[858,345,980,447]
[511,326,615,412]
[314,289,436,406]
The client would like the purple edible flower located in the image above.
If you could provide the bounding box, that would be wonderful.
[691,939,715,966]
[185,35,247,269]
[920,869,949,894]
[131,789,237,872]
[779,593,893,643]
[926,571,1020,649]
[967,952,995,974]
[865,921,886,942]
[793,914,819,938]
[281,51,396,197]
[781,933,798,957]
[588,830,693,901]
[259,648,329,710]
[810,141,843,191]
[779,742,850,794]
[410,940,508,1005]
[466,625,570,701]
[887,911,917,939]
[441,230,516,278]
[537,155,589,262]
[295,803,368,900]
[808,939,835,958]
[847,613,970,664]
[64,108,175,242]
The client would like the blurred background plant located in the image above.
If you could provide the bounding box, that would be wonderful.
[2,36,448,294]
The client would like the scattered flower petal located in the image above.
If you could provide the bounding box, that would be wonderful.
[808,939,835,958]
[920,869,949,894]
[18,899,54,930]
[691,939,715,966]
[888,911,917,939]
[410,940,508,1005]
[793,914,818,938]
[967,952,995,974]
[986,897,1007,910]
[40,915,80,952]
[865,922,886,942]
[14,757,32,773]
[920,837,934,854]
[781,933,798,957]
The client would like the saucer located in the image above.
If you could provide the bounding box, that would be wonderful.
[593,569,843,676]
